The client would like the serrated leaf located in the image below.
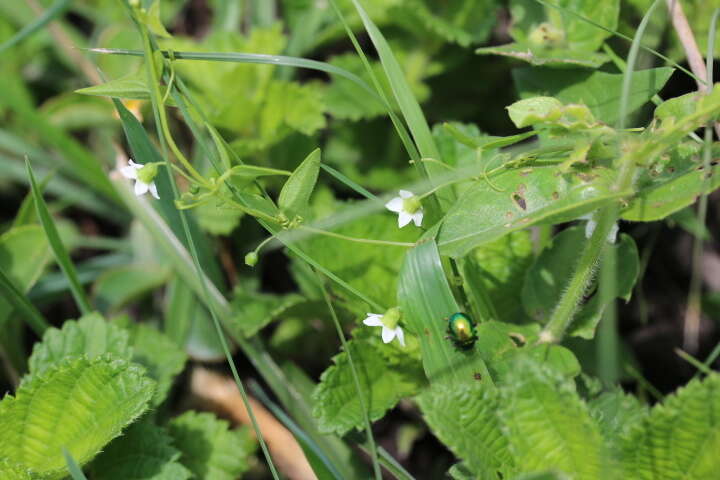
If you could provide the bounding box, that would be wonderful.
[0,356,154,478]
[279,148,322,218]
[522,226,639,339]
[28,312,132,376]
[499,360,604,479]
[437,165,623,258]
[0,460,31,480]
[168,410,255,480]
[621,374,720,480]
[125,322,187,405]
[588,389,648,463]
[228,287,308,338]
[398,0,497,46]
[312,339,422,435]
[91,421,192,480]
[512,67,674,125]
[418,382,513,477]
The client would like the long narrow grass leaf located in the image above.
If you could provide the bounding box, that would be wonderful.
[62,448,88,480]
[0,266,49,336]
[26,159,92,315]
[0,0,71,54]
[320,164,377,200]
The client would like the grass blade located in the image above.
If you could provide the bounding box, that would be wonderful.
[0,0,71,54]
[62,448,89,480]
[0,266,49,336]
[26,158,92,315]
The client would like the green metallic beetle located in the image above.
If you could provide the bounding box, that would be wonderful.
[445,312,478,349]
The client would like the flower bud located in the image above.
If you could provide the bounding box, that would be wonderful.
[245,251,258,267]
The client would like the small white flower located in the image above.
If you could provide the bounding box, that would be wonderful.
[120,159,160,199]
[581,213,619,243]
[363,308,405,346]
[385,190,423,228]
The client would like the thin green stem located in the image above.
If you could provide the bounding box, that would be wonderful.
[138,23,281,480]
[300,225,415,248]
[315,270,383,480]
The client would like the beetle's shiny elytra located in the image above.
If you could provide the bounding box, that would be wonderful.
[446,312,477,349]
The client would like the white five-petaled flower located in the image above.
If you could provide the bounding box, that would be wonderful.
[363,307,405,346]
[385,190,423,228]
[120,159,160,199]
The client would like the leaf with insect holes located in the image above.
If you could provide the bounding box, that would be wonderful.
[621,373,720,479]
[437,164,623,258]
[279,148,321,218]
[90,421,192,480]
[27,312,132,377]
[312,339,423,435]
[168,411,256,480]
[522,226,639,339]
[0,356,154,478]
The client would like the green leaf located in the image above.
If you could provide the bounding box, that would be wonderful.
[512,67,674,125]
[26,159,92,315]
[499,360,604,479]
[92,265,170,313]
[0,0,70,54]
[194,200,245,236]
[622,373,720,480]
[28,312,132,377]
[477,43,609,68]
[0,460,31,480]
[506,96,609,131]
[588,389,648,463]
[312,339,422,435]
[76,71,154,101]
[0,356,154,478]
[279,148,322,218]
[168,411,255,480]
[437,164,624,258]
[91,421,192,480]
[228,287,308,338]
[397,0,497,46]
[398,240,492,386]
[125,322,188,406]
[418,382,513,477]
[63,449,88,480]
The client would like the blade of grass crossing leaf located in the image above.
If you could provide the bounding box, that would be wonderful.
[0,266,49,336]
[0,0,71,54]
[137,23,281,480]
[249,380,345,480]
[62,448,89,480]
[315,270,382,480]
[320,164,377,200]
[684,8,720,352]
[26,159,92,315]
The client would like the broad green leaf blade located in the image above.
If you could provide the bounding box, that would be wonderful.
[621,373,720,480]
[26,159,92,315]
[92,265,170,313]
[418,383,513,477]
[437,165,626,258]
[91,421,192,480]
[279,148,322,218]
[0,356,154,478]
[398,240,491,386]
[0,0,71,54]
[125,322,187,406]
[228,289,308,338]
[76,71,154,101]
[588,390,648,465]
[28,312,132,377]
[499,360,605,479]
[512,67,674,125]
[522,227,639,339]
[0,460,31,480]
[168,411,255,480]
[312,339,422,435]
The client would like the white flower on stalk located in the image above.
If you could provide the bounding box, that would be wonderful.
[120,159,160,199]
[581,213,619,244]
[385,190,423,228]
[363,307,405,346]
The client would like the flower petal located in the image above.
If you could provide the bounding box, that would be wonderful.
[363,314,384,327]
[128,159,141,168]
[412,210,424,227]
[398,190,414,198]
[381,326,396,344]
[385,197,403,213]
[149,182,160,199]
[394,327,405,347]
[398,211,413,228]
[120,166,138,179]
[134,181,149,196]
